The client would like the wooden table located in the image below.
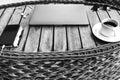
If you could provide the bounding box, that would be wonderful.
[1,3,120,80]
[2,4,118,52]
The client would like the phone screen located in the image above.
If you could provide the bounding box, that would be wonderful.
[0,25,22,47]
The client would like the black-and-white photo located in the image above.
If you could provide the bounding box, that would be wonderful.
[0,0,120,80]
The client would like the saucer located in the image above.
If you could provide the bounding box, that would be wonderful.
[92,23,120,42]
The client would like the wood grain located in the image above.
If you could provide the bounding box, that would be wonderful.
[78,6,96,48]
[8,6,25,25]
[7,6,25,46]
[107,10,120,23]
[15,23,29,51]
[39,26,53,52]
[95,9,110,45]
[0,7,15,36]
[0,9,4,17]
[54,26,67,51]
[87,6,100,28]
[15,5,35,51]
[67,26,81,50]
[7,6,25,48]
[87,6,105,46]
[79,25,96,49]
[24,26,41,52]
[97,9,109,21]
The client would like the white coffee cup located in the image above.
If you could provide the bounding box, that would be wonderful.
[99,18,119,37]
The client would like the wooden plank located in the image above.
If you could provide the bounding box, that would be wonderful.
[87,6,100,29]
[0,9,4,17]
[97,9,110,21]
[67,27,81,50]
[24,26,41,52]
[15,24,29,51]
[39,27,53,52]
[8,6,25,25]
[95,9,110,44]
[15,5,35,51]
[107,10,120,23]
[6,6,25,48]
[0,7,15,36]
[20,5,35,29]
[79,25,96,49]
[54,27,67,51]
[87,6,107,45]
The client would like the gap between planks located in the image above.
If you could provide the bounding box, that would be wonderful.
[67,26,81,50]
[87,6,105,46]
[0,7,15,36]
[15,5,35,51]
[107,9,120,24]
[24,26,41,52]
[39,26,53,52]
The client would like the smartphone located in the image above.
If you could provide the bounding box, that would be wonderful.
[0,25,23,47]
